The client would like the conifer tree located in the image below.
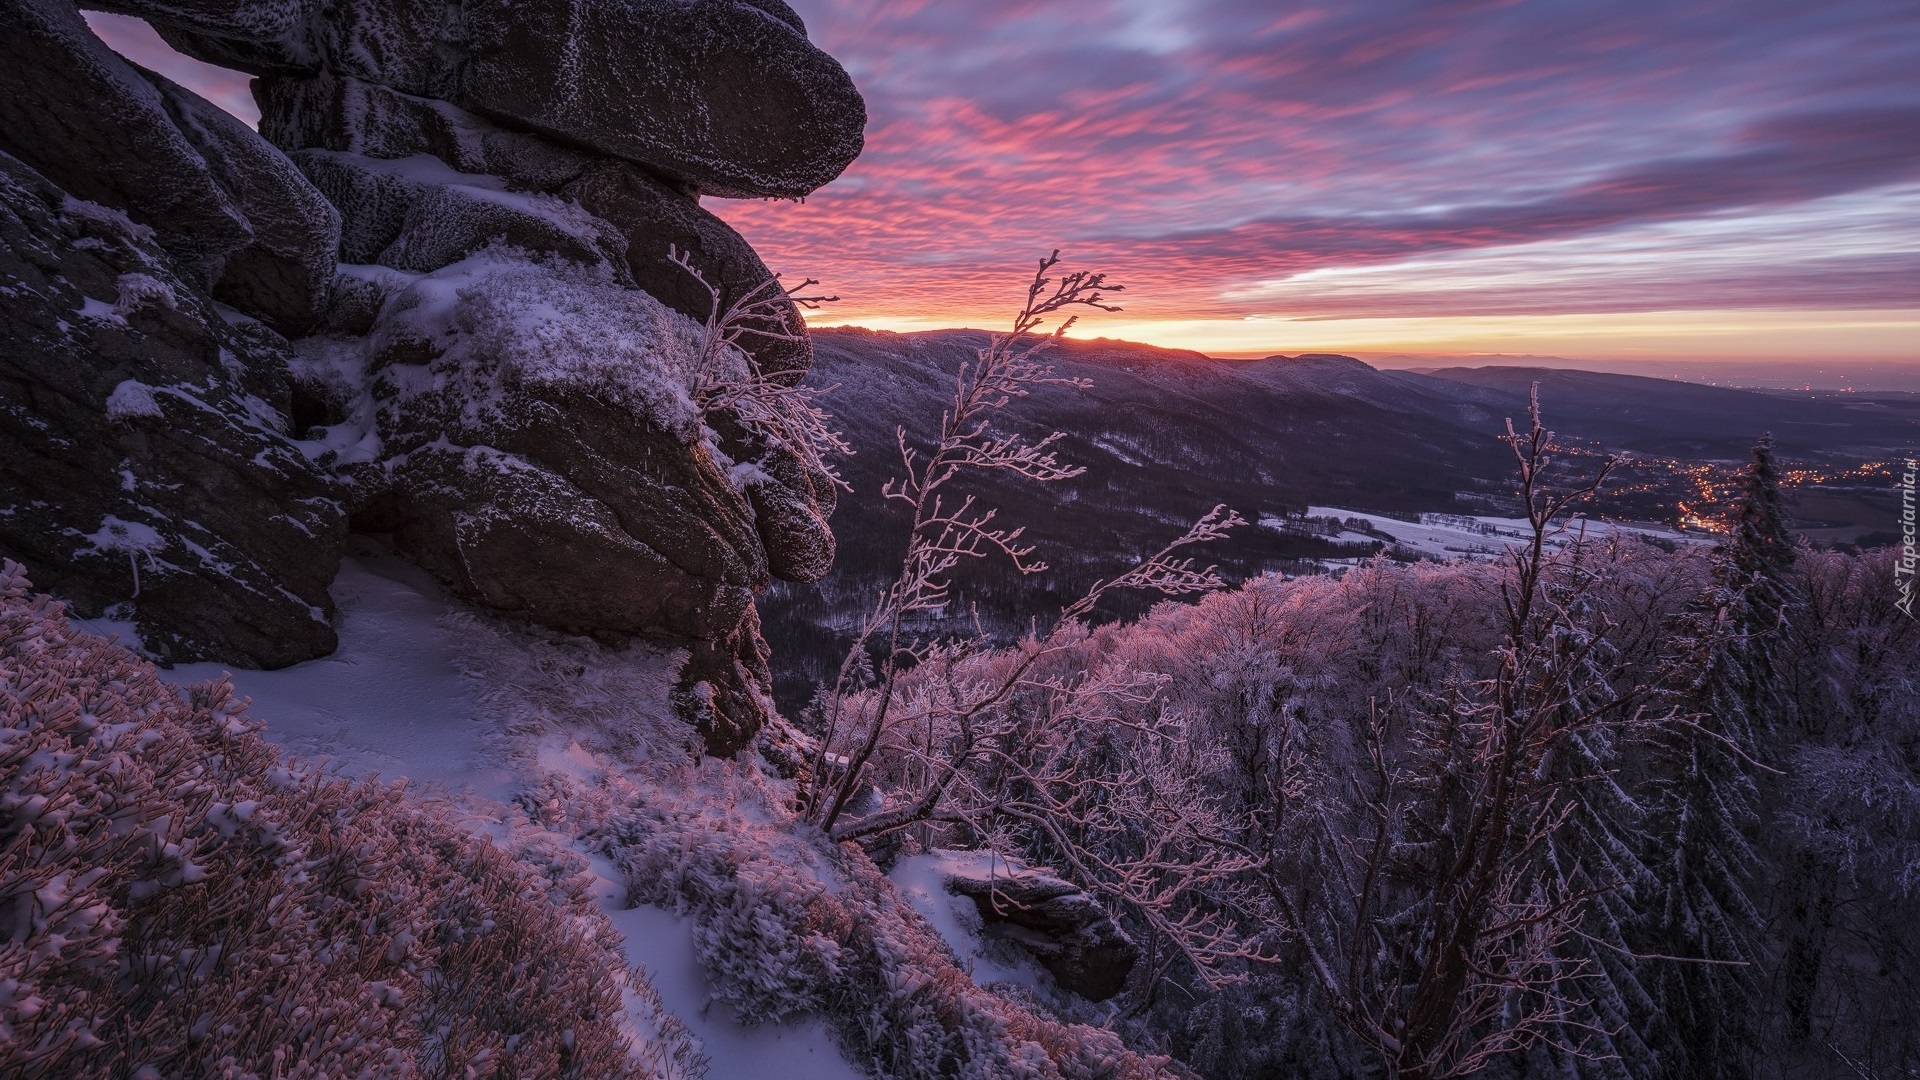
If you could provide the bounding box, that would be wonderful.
[1631,434,1795,1078]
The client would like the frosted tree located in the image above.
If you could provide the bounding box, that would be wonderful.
[1620,434,1798,1078]
[669,244,851,487]
[795,252,1260,980]
[1266,393,1682,1079]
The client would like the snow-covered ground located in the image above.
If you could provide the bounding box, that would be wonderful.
[890,850,1050,994]
[79,555,864,1080]
[1260,506,1703,567]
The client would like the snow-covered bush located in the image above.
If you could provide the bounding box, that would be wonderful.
[496,754,1183,1079]
[0,561,700,1079]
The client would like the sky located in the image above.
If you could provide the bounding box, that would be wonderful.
[89,1,1920,363]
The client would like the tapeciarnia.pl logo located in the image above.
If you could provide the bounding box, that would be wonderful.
[1899,457,1917,619]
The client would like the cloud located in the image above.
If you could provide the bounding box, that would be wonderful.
[714,0,1920,330]
[75,0,1920,347]
[1095,107,1920,284]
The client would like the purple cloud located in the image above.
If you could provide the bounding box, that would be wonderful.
[714,0,1920,323]
[71,0,1920,333]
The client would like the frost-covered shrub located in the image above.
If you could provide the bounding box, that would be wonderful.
[0,561,700,1079]
[520,759,1183,1079]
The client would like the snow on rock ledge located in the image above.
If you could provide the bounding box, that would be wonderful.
[350,250,780,755]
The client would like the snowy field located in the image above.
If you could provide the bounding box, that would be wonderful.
[1260,506,1704,567]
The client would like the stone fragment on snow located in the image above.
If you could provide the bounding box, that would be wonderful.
[944,865,1141,1002]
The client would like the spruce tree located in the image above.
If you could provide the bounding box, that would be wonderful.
[1632,434,1795,1078]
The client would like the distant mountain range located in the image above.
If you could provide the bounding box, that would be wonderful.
[1362,354,1920,393]
[761,327,1918,707]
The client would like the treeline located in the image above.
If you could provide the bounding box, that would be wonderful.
[823,439,1919,1079]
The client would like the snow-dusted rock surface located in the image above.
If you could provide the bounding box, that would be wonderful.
[139,66,342,332]
[0,150,348,668]
[337,251,781,753]
[118,0,865,198]
[0,0,252,267]
[1,0,861,756]
[450,0,865,198]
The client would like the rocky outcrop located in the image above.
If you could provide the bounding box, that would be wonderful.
[343,253,791,747]
[946,867,1141,1001]
[255,74,817,376]
[0,151,347,666]
[107,0,866,198]
[0,0,862,755]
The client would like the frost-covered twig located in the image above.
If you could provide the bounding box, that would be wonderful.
[669,244,850,487]
[793,253,1257,985]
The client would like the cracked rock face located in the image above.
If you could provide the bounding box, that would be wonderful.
[0,151,347,667]
[0,0,863,755]
[104,0,866,198]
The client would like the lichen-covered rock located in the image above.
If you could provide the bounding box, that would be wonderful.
[141,66,342,333]
[0,151,348,667]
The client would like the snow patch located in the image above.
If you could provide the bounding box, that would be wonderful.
[112,271,177,317]
[371,247,709,438]
[82,514,165,556]
[105,379,164,420]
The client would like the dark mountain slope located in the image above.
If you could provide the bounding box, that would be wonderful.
[1421,366,1917,458]
[761,329,1917,710]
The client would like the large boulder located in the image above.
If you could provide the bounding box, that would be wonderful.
[0,151,348,667]
[454,0,865,198]
[141,67,342,333]
[353,252,782,752]
[945,865,1141,1002]
[114,0,864,198]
